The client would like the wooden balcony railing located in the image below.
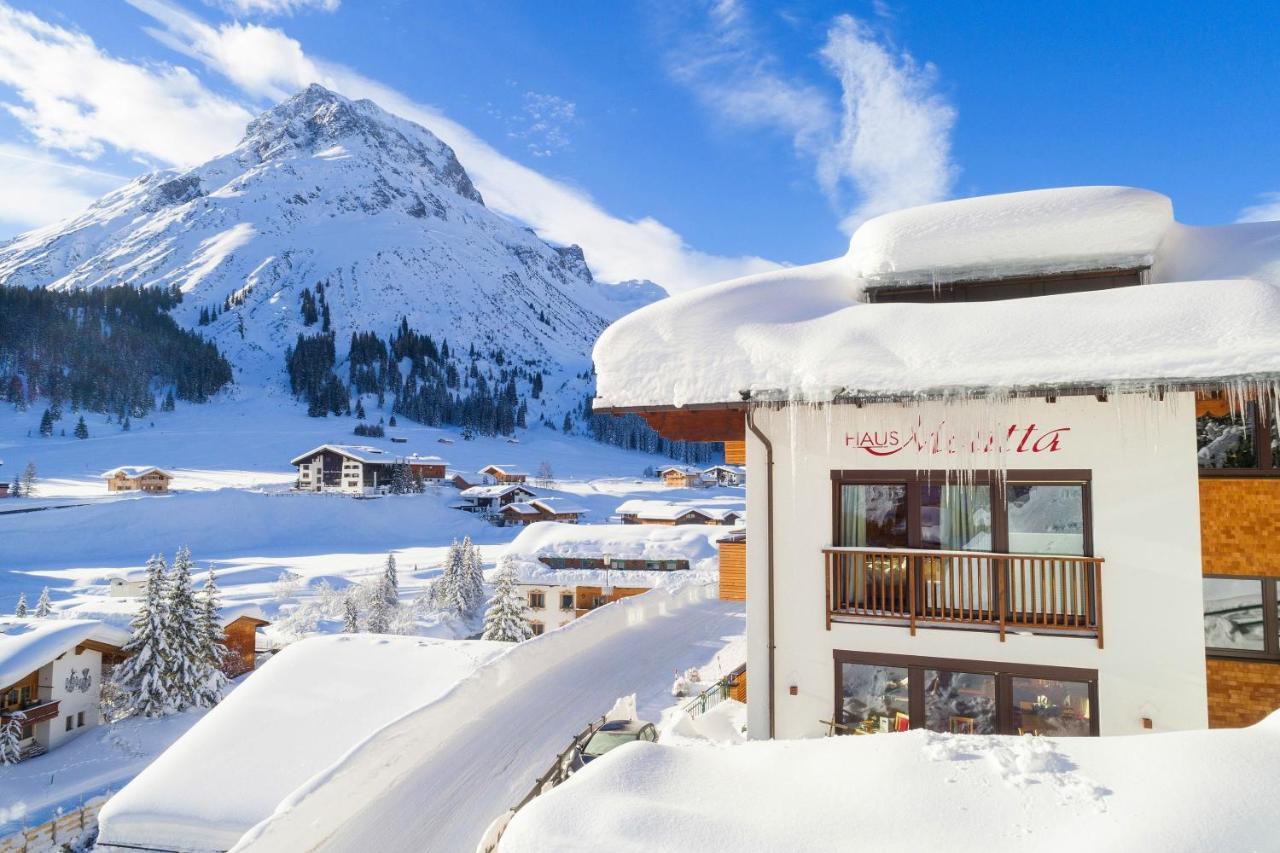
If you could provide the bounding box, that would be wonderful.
[823,547,1104,648]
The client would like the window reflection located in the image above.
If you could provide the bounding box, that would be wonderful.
[1203,578,1266,652]
[840,663,911,734]
[1010,677,1091,737]
[921,485,992,551]
[924,670,997,734]
[838,484,908,548]
[1007,484,1085,556]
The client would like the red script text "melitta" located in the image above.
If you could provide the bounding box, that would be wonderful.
[845,420,1070,457]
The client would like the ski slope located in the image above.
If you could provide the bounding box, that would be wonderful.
[233,585,744,853]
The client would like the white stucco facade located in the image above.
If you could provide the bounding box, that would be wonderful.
[516,583,578,632]
[744,392,1208,740]
[39,645,104,749]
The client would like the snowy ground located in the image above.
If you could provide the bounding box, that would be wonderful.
[0,391,741,830]
[499,712,1280,853]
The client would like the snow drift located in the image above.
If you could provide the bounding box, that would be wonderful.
[499,711,1280,853]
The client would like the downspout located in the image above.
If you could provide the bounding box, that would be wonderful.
[745,406,776,739]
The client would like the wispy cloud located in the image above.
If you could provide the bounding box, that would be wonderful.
[664,2,956,232]
[0,143,125,231]
[510,91,577,158]
[1238,192,1280,224]
[0,3,253,166]
[206,0,339,16]
[124,0,780,289]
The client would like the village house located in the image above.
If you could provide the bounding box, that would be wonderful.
[497,498,587,527]
[593,186,1280,740]
[0,619,129,762]
[291,445,447,493]
[478,464,528,485]
[506,522,725,635]
[657,465,707,488]
[456,483,537,516]
[615,499,743,526]
[703,464,747,486]
[103,466,174,493]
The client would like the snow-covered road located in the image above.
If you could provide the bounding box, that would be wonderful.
[234,586,745,853]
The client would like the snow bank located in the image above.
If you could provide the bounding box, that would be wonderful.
[229,584,724,853]
[95,635,506,852]
[593,190,1280,409]
[0,619,126,687]
[500,713,1280,853]
[849,186,1173,285]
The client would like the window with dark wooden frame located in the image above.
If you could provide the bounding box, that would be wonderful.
[527,591,545,610]
[1203,575,1280,660]
[834,650,1099,737]
[1197,401,1280,475]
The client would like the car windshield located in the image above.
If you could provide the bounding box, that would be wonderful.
[583,730,636,757]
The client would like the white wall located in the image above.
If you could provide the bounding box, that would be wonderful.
[517,583,577,631]
[746,393,1208,740]
[40,645,104,749]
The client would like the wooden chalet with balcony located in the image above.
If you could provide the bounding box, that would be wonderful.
[103,466,173,493]
[615,500,743,526]
[497,498,587,527]
[291,445,447,493]
[658,465,707,488]
[592,186,1280,740]
[479,464,529,485]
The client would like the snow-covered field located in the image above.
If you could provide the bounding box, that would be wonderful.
[499,711,1280,853]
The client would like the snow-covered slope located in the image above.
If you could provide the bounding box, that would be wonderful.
[0,84,656,394]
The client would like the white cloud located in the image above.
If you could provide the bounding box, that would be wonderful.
[125,0,780,289]
[665,3,956,233]
[0,144,124,231]
[207,0,339,16]
[510,91,577,158]
[0,3,253,167]
[1238,192,1280,224]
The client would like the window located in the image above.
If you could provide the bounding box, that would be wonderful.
[528,591,545,610]
[77,711,85,728]
[530,622,544,636]
[835,651,1098,737]
[560,592,574,611]
[65,715,73,732]
[1203,576,1279,659]
[1197,402,1279,473]
[833,471,1091,557]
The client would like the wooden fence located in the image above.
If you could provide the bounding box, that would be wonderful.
[0,793,110,853]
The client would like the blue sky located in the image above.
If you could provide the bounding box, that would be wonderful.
[0,0,1276,290]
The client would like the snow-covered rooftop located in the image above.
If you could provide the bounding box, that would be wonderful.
[850,186,1173,286]
[480,464,528,475]
[0,619,128,687]
[594,189,1280,408]
[461,484,533,499]
[102,466,172,479]
[499,712,1280,853]
[95,635,507,852]
[289,444,442,466]
[505,522,724,581]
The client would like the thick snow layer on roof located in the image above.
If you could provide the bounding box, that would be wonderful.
[102,466,171,478]
[95,634,506,852]
[614,500,722,522]
[0,619,122,687]
[850,186,1173,286]
[500,713,1280,853]
[594,209,1280,408]
[461,484,531,498]
[507,522,722,562]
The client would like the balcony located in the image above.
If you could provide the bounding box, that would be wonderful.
[823,547,1104,647]
[2,697,60,725]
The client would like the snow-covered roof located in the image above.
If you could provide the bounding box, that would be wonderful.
[95,635,507,852]
[505,522,723,569]
[658,465,702,475]
[503,503,542,516]
[703,465,746,475]
[499,712,1280,853]
[615,500,741,522]
[289,444,390,465]
[460,484,533,499]
[403,453,447,465]
[102,466,172,479]
[594,189,1280,408]
[219,603,269,628]
[0,619,127,687]
[849,186,1172,287]
[529,497,587,515]
[480,464,528,475]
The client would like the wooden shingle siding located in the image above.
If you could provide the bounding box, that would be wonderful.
[719,540,746,601]
[724,440,745,465]
[1207,658,1280,727]
[1199,479,1280,575]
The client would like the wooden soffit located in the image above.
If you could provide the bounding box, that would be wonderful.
[639,408,745,442]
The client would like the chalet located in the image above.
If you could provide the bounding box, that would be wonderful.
[703,464,747,486]
[0,619,129,762]
[506,522,725,634]
[616,499,743,526]
[291,445,447,493]
[457,483,537,516]
[594,186,1280,740]
[0,483,9,498]
[479,464,529,485]
[497,498,587,527]
[103,466,173,493]
[219,605,271,677]
[658,465,706,488]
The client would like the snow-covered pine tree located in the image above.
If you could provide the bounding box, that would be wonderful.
[365,586,391,634]
[342,595,360,633]
[382,553,399,607]
[164,547,205,711]
[0,711,24,764]
[13,592,27,617]
[429,539,463,614]
[33,587,51,618]
[114,554,172,717]
[19,462,36,497]
[195,566,229,707]
[481,555,533,643]
[459,536,486,618]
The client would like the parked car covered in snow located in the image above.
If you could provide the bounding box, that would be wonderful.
[572,719,657,767]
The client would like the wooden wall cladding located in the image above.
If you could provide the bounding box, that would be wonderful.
[1199,479,1280,576]
[1207,658,1280,727]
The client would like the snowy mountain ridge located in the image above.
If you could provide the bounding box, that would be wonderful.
[0,85,665,414]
